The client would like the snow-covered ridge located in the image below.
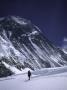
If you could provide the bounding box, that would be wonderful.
[11,16,28,25]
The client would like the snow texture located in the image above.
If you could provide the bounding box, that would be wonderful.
[0,66,67,90]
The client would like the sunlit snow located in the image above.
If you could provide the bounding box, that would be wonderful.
[0,66,67,90]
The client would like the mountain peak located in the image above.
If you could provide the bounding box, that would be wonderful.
[0,16,67,77]
[0,16,31,25]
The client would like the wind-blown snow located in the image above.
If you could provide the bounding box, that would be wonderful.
[12,16,27,25]
[0,66,67,90]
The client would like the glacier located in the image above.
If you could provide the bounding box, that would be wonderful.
[0,66,67,90]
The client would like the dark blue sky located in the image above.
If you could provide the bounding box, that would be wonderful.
[0,0,67,46]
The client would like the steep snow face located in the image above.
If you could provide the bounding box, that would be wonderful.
[0,16,67,74]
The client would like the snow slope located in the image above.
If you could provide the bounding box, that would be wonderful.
[0,66,67,90]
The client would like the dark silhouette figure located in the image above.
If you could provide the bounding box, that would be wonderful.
[28,70,31,80]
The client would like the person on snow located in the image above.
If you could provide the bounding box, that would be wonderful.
[28,70,31,80]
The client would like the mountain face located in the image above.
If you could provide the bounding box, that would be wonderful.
[0,16,67,75]
[0,61,13,77]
